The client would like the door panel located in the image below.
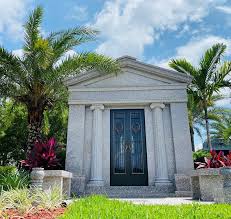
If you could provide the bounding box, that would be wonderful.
[110,109,148,186]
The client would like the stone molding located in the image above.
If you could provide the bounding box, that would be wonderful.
[90,104,104,111]
[150,103,165,110]
[64,56,192,86]
[69,85,187,92]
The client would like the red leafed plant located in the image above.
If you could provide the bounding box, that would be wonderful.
[196,150,231,169]
[21,137,60,170]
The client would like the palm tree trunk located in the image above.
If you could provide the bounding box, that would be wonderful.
[204,106,212,150]
[27,106,44,155]
[189,126,195,151]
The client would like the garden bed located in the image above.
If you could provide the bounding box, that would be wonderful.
[0,208,65,219]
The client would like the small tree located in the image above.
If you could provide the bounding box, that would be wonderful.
[169,44,231,149]
[0,7,120,154]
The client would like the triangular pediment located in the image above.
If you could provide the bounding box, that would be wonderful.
[65,56,192,89]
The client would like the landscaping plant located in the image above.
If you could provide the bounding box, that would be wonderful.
[0,186,64,217]
[169,44,231,149]
[0,169,30,192]
[196,150,231,169]
[21,137,61,170]
[0,6,120,155]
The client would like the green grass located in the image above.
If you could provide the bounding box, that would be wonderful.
[60,195,231,219]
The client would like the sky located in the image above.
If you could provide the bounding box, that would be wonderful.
[0,0,231,150]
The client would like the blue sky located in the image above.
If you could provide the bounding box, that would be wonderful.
[1,0,231,149]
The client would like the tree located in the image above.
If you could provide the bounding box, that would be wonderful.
[169,43,231,149]
[0,7,120,154]
[187,92,225,151]
[0,99,27,165]
[211,110,231,143]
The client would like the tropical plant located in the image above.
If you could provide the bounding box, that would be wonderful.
[169,43,231,149]
[0,166,17,175]
[193,149,211,161]
[0,186,63,214]
[187,91,225,151]
[0,169,30,192]
[195,150,231,169]
[211,111,231,143]
[0,6,120,154]
[21,137,60,170]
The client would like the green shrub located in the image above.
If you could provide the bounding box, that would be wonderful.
[193,150,211,161]
[0,169,30,192]
[60,195,231,219]
[0,187,63,213]
[0,166,17,175]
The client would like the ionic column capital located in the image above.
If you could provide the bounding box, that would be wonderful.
[90,104,104,111]
[150,103,165,110]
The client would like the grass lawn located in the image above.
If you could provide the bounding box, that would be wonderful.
[60,195,231,219]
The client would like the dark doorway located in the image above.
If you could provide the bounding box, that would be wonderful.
[110,109,148,186]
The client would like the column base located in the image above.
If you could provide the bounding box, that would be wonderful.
[88,179,104,187]
[71,175,86,196]
[155,180,174,193]
[155,178,172,185]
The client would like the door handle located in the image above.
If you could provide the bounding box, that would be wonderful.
[124,142,131,151]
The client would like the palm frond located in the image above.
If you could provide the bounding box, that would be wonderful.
[169,59,197,77]
[0,47,30,90]
[55,52,120,79]
[200,43,226,83]
[24,6,43,52]
[49,27,98,62]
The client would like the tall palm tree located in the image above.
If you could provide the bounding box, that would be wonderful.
[169,44,231,149]
[188,91,224,151]
[0,7,120,154]
[211,111,231,143]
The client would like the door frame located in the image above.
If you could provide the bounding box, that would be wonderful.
[110,108,148,186]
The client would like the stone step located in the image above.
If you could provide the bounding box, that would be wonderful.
[84,186,176,198]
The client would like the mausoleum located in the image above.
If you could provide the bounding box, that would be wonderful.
[65,56,193,197]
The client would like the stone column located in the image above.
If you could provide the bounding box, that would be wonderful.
[150,103,171,185]
[65,104,86,194]
[89,104,104,186]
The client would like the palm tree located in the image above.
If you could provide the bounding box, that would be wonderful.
[169,44,231,149]
[211,111,231,143]
[188,92,225,151]
[0,7,120,154]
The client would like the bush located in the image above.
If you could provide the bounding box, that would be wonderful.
[0,187,63,213]
[60,195,231,219]
[0,169,30,192]
[21,137,61,170]
[0,166,17,175]
[196,150,231,169]
[193,150,211,161]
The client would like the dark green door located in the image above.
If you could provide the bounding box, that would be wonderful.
[110,109,148,186]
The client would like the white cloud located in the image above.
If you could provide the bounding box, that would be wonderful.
[55,50,77,67]
[66,5,88,21]
[195,143,203,151]
[216,97,231,107]
[216,5,231,14]
[0,0,30,40]
[12,49,24,58]
[92,0,223,58]
[153,35,231,68]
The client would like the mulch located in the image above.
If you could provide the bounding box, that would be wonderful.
[0,208,66,219]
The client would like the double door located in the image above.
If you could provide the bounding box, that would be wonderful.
[110,109,148,186]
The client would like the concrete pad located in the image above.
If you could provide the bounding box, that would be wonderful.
[115,197,214,205]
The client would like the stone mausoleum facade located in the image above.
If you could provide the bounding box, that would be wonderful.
[65,56,193,197]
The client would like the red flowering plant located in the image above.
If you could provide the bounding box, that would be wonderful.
[21,137,61,170]
[195,150,231,169]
